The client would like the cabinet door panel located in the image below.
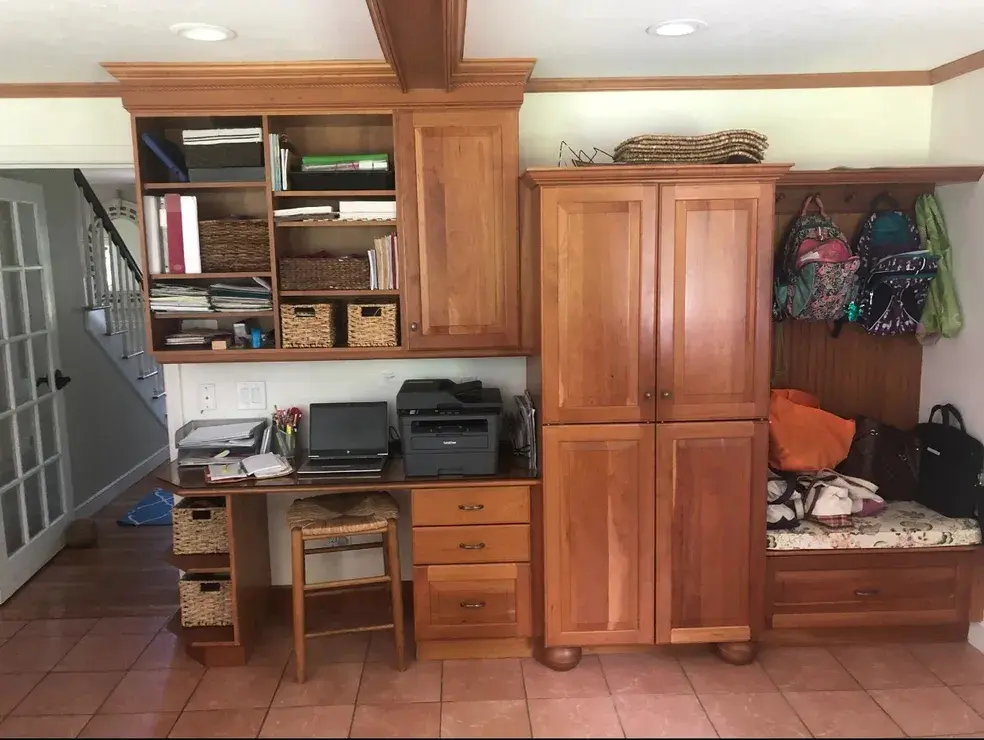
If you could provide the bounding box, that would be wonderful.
[542,186,657,424]
[655,421,767,645]
[543,423,655,646]
[657,183,773,421]
[398,110,519,350]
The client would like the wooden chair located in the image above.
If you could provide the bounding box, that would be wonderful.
[286,492,405,682]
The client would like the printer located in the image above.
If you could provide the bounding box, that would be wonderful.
[397,378,503,477]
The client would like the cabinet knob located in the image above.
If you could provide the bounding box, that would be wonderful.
[459,542,486,550]
[460,600,486,609]
[458,504,485,511]
[660,391,672,400]
[644,391,653,400]
[410,322,419,332]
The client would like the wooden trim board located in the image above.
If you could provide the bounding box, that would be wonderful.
[0,82,121,98]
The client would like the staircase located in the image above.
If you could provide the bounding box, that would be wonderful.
[74,170,166,423]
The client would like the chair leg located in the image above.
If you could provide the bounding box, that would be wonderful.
[385,519,406,671]
[291,527,307,683]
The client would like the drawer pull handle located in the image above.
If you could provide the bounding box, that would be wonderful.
[459,542,486,550]
[854,588,880,597]
[460,600,486,609]
[458,504,485,511]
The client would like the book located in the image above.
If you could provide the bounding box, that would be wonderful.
[158,197,169,272]
[140,133,188,182]
[301,153,388,165]
[180,195,201,274]
[163,194,185,273]
[143,195,162,274]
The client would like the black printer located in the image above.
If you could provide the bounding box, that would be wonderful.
[397,379,503,477]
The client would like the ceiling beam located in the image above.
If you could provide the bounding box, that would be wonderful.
[366,0,467,92]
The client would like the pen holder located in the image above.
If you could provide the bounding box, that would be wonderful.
[274,428,296,463]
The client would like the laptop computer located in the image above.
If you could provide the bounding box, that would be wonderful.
[297,401,389,476]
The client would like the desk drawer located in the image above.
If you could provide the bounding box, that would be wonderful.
[768,550,971,629]
[412,487,530,526]
[413,563,532,640]
[412,525,530,565]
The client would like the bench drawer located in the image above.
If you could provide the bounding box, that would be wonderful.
[768,550,972,629]
[412,487,530,526]
[413,563,532,640]
[413,525,530,565]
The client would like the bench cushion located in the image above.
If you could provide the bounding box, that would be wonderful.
[767,500,981,551]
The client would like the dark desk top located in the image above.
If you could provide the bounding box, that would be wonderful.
[155,455,539,495]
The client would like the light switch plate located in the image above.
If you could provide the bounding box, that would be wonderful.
[236,381,267,410]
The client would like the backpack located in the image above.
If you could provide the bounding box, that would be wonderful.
[915,193,963,342]
[773,195,860,322]
[854,196,940,336]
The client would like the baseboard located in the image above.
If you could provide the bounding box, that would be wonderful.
[969,622,984,654]
[74,445,170,519]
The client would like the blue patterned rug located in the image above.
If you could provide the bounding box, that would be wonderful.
[118,488,174,527]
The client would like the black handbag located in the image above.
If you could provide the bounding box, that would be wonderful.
[837,416,920,501]
[915,404,984,518]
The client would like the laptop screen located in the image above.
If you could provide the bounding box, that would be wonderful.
[308,402,388,457]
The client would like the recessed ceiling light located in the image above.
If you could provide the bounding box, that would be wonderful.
[170,23,236,42]
[646,19,706,37]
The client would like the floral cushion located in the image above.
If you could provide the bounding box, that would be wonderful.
[767,500,981,551]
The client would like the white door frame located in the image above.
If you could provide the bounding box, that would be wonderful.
[0,175,74,603]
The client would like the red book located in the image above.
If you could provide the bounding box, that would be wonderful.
[164,193,185,274]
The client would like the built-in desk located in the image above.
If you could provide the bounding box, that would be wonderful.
[156,457,541,666]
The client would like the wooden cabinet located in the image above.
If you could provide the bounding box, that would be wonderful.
[540,185,658,424]
[656,183,774,421]
[397,109,520,351]
[655,421,767,644]
[542,423,655,646]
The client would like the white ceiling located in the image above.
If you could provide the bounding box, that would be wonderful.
[466,0,984,77]
[0,0,383,83]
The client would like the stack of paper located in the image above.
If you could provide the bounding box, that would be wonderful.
[209,281,273,312]
[273,205,336,223]
[150,284,210,313]
[368,233,398,290]
[178,421,263,449]
[183,128,263,146]
[338,200,397,221]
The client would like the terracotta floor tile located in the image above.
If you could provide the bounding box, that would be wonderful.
[272,662,363,707]
[168,709,267,738]
[830,644,943,690]
[908,643,984,686]
[185,667,284,711]
[132,633,205,673]
[357,660,441,704]
[0,673,44,716]
[869,687,984,737]
[247,634,293,670]
[0,634,81,673]
[527,697,623,738]
[366,628,414,666]
[600,652,693,695]
[522,656,610,700]
[678,653,776,694]
[441,700,531,738]
[758,647,859,692]
[442,659,526,702]
[614,693,715,738]
[0,621,26,640]
[100,670,202,714]
[54,633,154,672]
[17,619,98,638]
[88,616,168,636]
[349,702,441,738]
[301,633,370,664]
[700,693,809,738]
[784,690,904,737]
[79,712,178,738]
[260,706,354,738]
[13,671,124,716]
[0,714,91,738]
[955,685,984,714]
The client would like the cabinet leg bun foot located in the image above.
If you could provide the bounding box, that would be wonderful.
[536,645,582,672]
[715,641,758,665]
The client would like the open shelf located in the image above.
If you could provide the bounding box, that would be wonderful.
[143,181,267,191]
[166,549,231,574]
[279,289,400,298]
[276,220,397,228]
[274,189,396,198]
[151,272,272,281]
[153,311,274,320]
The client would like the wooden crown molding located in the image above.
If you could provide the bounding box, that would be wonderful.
[779,166,984,186]
[522,163,793,187]
[0,82,121,98]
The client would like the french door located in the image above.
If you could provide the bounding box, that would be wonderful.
[0,176,72,604]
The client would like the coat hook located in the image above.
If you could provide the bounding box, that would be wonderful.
[775,192,786,203]
[844,191,856,204]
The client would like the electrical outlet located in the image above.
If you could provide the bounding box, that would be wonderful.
[198,383,216,413]
[236,381,267,410]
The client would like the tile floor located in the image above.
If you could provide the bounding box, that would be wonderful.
[4,479,984,737]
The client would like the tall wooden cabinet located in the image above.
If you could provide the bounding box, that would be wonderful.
[523,164,790,668]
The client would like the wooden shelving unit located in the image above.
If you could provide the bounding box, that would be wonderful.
[274,189,396,198]
[144,181,266,191]
[275,219,397,228]
[279,289,399,298]
[151,272,273,280]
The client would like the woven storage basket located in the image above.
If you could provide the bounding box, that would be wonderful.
[279,256,371,291]
[613,129,768,165]
[179,574,233,627]
[183,141,264,169]
[347,302,398,347]
[199,219,270,272]
[173,498,228,555]
[281,303,337,348]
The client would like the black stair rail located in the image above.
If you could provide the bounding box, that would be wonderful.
[72,168,143,287]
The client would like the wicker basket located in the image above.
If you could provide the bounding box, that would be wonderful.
[179,574,233,627]
[281,303,337,348]
[173,498,228,555]
[347,302,398,347]
[279,256,370,291]
[199,219,270,273]
[613,129,768,165]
